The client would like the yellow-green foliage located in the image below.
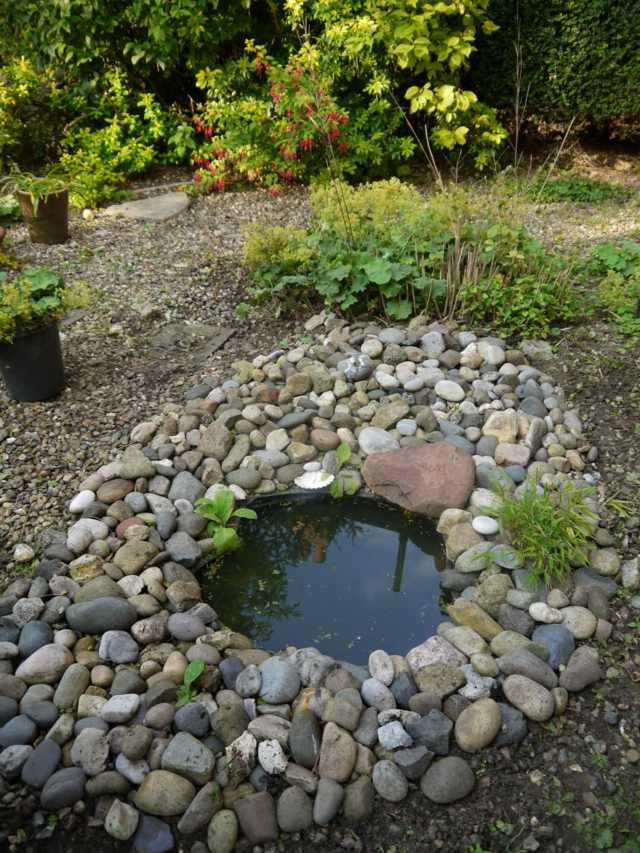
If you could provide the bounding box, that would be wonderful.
[310,178,423,241]
[0,268,90,343]
[244,224,317,274]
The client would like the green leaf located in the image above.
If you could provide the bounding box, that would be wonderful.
[233,507,257,520]
[344,477,359,496]
[329,479,343,499]
[336,441,351,466]
[183,658,205,689]
[387,299,412,319]
[213,525,241,555]
[196,489,236,525]
[363,258,393,285]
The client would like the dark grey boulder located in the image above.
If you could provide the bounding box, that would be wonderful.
[65,597,137,633]
[40,766,86,810]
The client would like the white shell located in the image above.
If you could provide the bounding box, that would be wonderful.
[294,471,334,490]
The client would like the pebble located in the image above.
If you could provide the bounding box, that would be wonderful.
[420,756,475,803]
[372,759,408,802]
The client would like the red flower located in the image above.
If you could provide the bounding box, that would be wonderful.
[268,185,282,197]
[214,178,226,192]
[299,137,314,151]
[328,127,340,141]
[337,141,349,154]
[194,172,202,182]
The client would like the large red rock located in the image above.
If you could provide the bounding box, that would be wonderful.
[363,443,474,518]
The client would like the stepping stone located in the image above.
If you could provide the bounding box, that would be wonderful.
[104,192,189,222]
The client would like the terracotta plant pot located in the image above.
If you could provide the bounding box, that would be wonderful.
[0,322,65,401]
[17,189,69,244]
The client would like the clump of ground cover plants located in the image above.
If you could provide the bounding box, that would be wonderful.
[245,179,584,337]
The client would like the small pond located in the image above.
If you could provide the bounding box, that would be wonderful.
[202,495,447,664]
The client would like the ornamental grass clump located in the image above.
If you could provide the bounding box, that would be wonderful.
[489,481,598,587]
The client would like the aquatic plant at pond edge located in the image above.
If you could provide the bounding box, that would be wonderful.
[195,489,257,556]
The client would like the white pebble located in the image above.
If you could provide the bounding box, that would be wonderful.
[471,516,499,536]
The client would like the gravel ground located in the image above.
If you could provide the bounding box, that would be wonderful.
[0,188,311,558]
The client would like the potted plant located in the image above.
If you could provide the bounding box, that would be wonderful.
[0,267,89,401]
[0,170,70,244]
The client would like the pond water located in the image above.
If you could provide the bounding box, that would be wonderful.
[202,496,447,664]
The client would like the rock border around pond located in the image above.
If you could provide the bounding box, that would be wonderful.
[1,315,638,852]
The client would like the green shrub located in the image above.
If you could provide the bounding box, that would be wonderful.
[589,240,640,335]
[0,268,89,343]
[59,71,195,207]
[246,179,583,335]
[530,175,631,204]
[0,58,68,170]
[489,481,598,587]
[244,224,318,316]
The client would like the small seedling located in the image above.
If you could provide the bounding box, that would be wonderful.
[176,658,205,707]
[195,489,257,555]
[329,441,358,498]
[234,301,251,320]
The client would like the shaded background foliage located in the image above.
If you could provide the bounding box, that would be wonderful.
[473,0,640,137]
[1,0,639,192]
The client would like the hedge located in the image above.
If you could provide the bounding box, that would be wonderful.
[471,0,640,135]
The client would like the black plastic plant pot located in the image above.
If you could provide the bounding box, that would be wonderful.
[0,323,65,402]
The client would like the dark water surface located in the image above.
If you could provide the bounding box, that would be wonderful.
[202,496,447,664]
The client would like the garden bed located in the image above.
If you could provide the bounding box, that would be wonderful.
[1,175,640,853]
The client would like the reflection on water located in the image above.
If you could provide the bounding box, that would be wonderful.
[201,496,447,664]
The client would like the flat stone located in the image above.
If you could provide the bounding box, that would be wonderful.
[406,636,467,674]
[313,777,344,825]
[561,606,597,639]
[104,192,190,222]
[494,703,527,747]
[357,427,400,455]
[363,443,474,517]
[343,775,373,822]
[101,694,141,724]
[114,541,159,575]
